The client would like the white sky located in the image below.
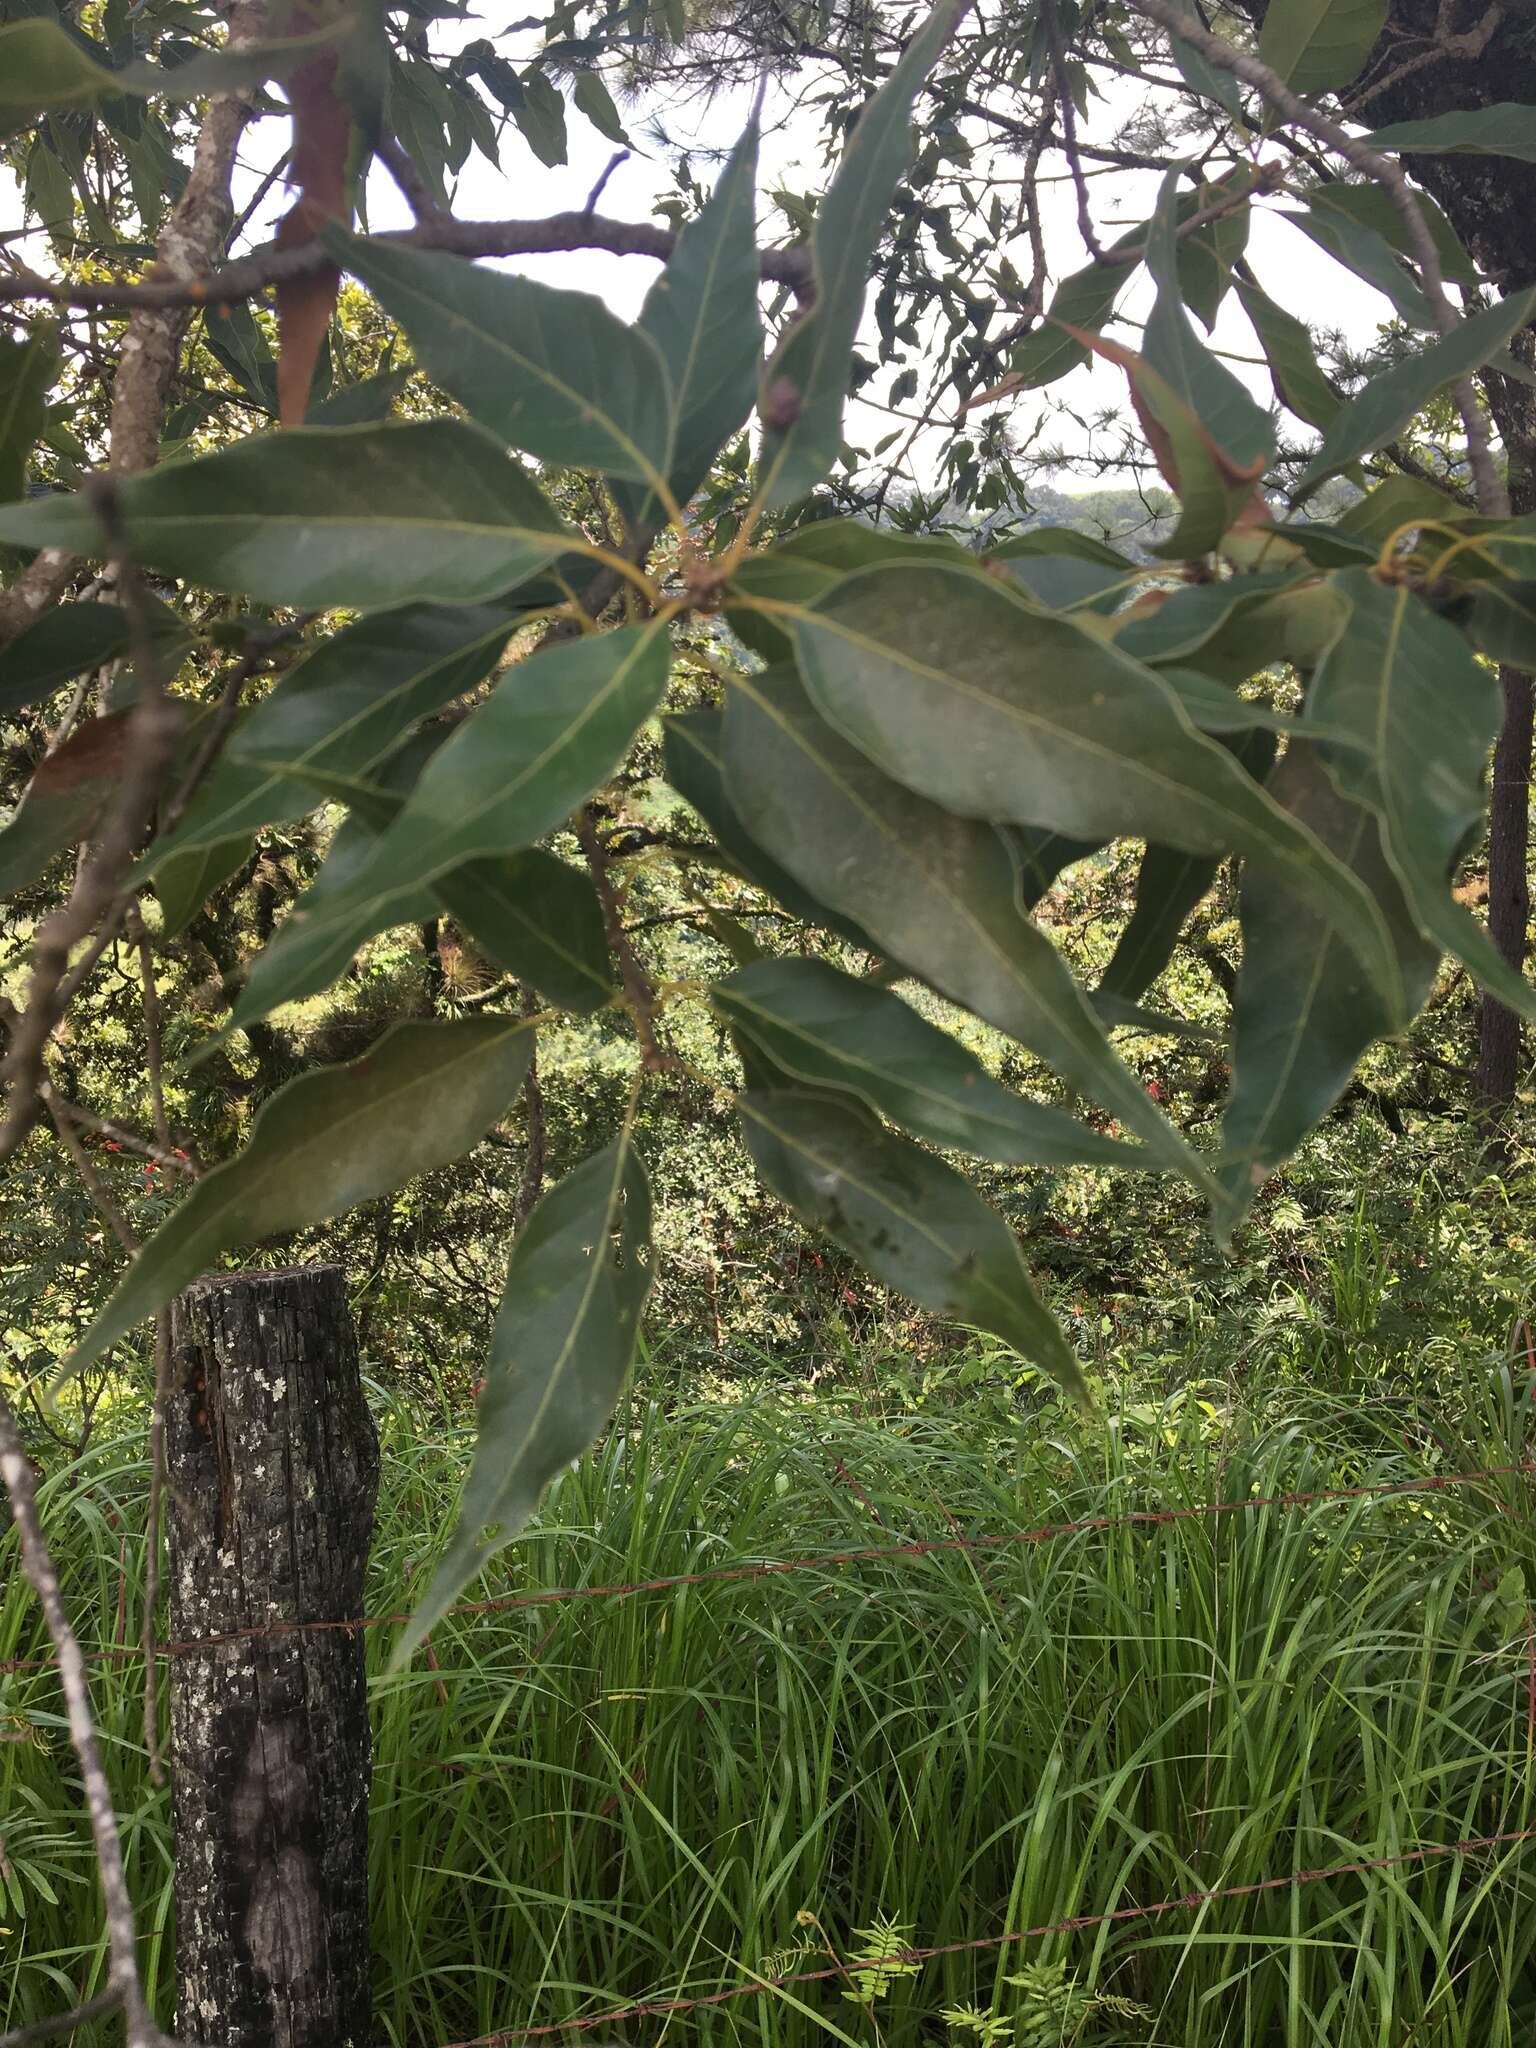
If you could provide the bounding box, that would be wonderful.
[2,24,1408,495]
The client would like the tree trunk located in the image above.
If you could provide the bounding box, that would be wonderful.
[165,1265,379,2048]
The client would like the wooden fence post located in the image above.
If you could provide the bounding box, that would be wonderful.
[165,1264,379,2048]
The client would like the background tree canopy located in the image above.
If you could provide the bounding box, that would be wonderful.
[1,0,1535,1634]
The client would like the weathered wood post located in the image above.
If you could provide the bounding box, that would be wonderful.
[165,1265,379,2048]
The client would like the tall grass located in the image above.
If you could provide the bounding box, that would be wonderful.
[3,1355,1535,2045]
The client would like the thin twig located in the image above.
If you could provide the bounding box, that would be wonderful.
[44,1091,138,1258]
[0,1391,165,2048]
[0,488,183,1170]
[576,810,680,1075]
[582,150,630,217]
[0,1989,122,2048]
[1046,0,1103,260]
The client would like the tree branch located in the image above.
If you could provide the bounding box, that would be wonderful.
[0,209,815,314]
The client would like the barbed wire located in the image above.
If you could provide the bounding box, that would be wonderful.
[2,1460,1532,1683]
[431,1825,1536,2047]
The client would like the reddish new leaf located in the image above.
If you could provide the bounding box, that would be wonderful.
[274,13,351,426]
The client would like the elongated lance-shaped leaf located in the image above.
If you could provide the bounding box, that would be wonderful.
[1005,825,1104,909]
[1308,568,1536,1019]
[1232,274,1342,433]
[302,619,671,924]
[1282,205,1436,329]
[0,324,58,504]
[716,958,1147,1168]
[1257,0,1385,94]
[433,855,615,1016]
[1303,183,1479,287]
[0,603,133,716]
[327,230,675,492]
[788,565,1402,1012]
[222,770,616,1034]
[59,1018,534,1387]
[0,421,575,611]
[142,600,519,875]
[1294,290,1536,501]
[722,667,1218,1201]
[1217,744,1440,1232]
[1141,170,1273,485]
[661,708,881,952]
[399,1133,652,1655]
[620,119,764,523]
[1098,733,1276,1002]
[1113,568,1311,675]
[155,833,254,943]
[1360,103,1536,160]
[739,1089,1086,1400]
[756,0,962,507]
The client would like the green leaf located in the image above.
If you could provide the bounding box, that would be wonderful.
[727,521,971,661]
[219,622,667,1031]
[661,707,881,952]
[716,957,1146,1168]
[788,564,1401,1005]
[1164,0,1249,121]
[1217,744,1440,1228]
[142,601,519,874]
[1233,274,1342,433]
[984,532,1134,611]
[1333,472,1470,547]
[327,231,675,491]
[1000,226,1145,391]
[756,0,962,506]
[1309,568,1536,1018]
[1099,845,1220,1003]
[400,1132,651,1653]
[1114,569,1332,682]
[1005,826,1103,908]
[1463,580,1536,671]
[59,1017,535,1386]
[0,325,58,504]
[1099,731,1277,1001]
[0,602,131,716]
[572,68,628,144]
[1283,204,1435,328]
[154,833,253,942]
[1257,0,1385,94]
[1360,104,1536,162]
[738,1089,1085,1400]
[1303,182,1479,287]
[721,666,1218,1197]
[622,120,763,520]
[1293,290,1536,500]
[0,422,574,611]
[296,620,671,919]
[512,68,569,167]
[1175,175,1251,331]
[433,854,616,1016]
[0,18,350,132]
[1140,170,1273,483]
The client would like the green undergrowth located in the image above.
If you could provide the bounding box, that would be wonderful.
[3,1352,1536,2045]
